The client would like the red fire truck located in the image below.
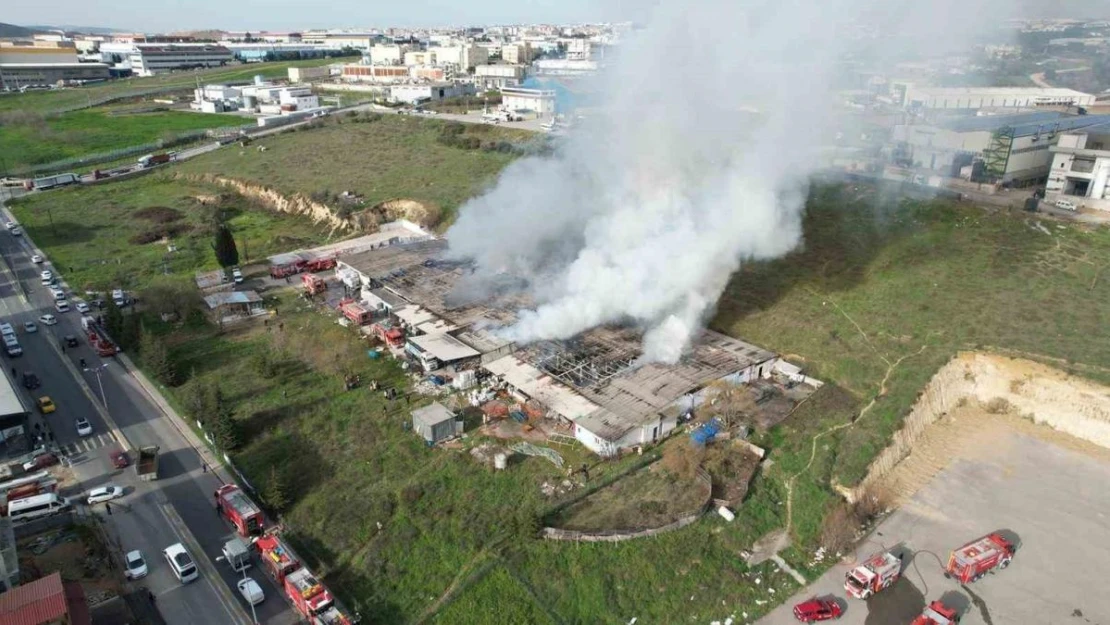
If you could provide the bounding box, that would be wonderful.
[945,532,1015,583]
[911,600,960,625]
[305,257,336,272]
[372,321,405,348]
[339,298,372,325]
[214,484,264,537]
[844,551,902,599]
[303,273,327,295]
[81,316,119,357]
[285,567,336,620]
[256,531,300,584]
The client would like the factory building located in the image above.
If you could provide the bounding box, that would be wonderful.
[389,82,472,105]
[342,64,411,83]
[1047,122,1110,211]
[0,41,79,64]
[891,112,1110,185]
[896,85,1095,110]
[474,64,525,89]
[130,44,233,76]
[288,65,331,82]
[333,240,781,457]
[0,62,110,88]
[223,42,332,62]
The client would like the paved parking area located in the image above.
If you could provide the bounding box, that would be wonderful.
[759,431,1110,625]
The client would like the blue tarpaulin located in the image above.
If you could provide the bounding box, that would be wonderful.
[690,418,723,445]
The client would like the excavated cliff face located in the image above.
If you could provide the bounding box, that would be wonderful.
[178,174,440,233]
[845,352,1110,501]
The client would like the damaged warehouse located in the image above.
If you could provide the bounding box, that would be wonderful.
[334,240,786,456]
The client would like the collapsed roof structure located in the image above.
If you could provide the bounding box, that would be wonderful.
[337,240,779,455]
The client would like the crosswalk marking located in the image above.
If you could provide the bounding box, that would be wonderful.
[59,433,114,457]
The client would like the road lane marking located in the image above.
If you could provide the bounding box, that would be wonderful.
[157,502,248,625]
[82,438,93,452]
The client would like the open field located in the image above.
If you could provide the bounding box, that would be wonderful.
[0,109,244,172]
[175,113,538,226]
[0,57,357,114]
[7,173,335,292]
[16,153,1110,623]
[758,402,1110,625]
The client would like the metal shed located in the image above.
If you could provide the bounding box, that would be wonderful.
[411,402,458,444]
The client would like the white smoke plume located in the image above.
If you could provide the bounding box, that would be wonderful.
[448,0,1025,363]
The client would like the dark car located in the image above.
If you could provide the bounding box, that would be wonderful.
[793,597,843,623]
[22,453,59,472]
[110,449,130,469]
[63,335,79,348]
[22,371,39,390]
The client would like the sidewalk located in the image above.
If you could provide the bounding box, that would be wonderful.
[115,353,228,487]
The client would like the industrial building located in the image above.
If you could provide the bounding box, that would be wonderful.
[0,62,110,88]
[333,240,780,456]
[369,44,411,65]
[500,87,556,116]
[342,64,411,83]
[0,368,30,457]
[390,82,472,104]
[891,112,1110,185]
[474,63,526,89]
[1047,122,1110,211]
[895,85,1095,110]
[129,44,234,76]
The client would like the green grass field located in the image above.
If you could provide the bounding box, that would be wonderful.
[175,113,536,227]
[15,124,1110,623]
[0,109,245,172]
[0,57,356,114]
[7,173,336,292]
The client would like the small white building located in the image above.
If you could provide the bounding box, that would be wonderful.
[369,44,410,65]
[411,402,459,444]
[1046,122,1110,211]
[500,87,556,117]
[405,333,480,372]
[389,82,471,105]
[279,86,319,110]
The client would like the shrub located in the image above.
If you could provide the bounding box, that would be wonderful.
[820,503,856,553]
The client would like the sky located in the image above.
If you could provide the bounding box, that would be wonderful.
[7,0,649,33]
[9,0,1107,33]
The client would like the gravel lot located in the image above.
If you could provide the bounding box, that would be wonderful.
[759,429,1110,625]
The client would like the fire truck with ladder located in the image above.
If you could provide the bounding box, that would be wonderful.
[256,529,356,624]
[944,532,1015,583]
[911,600,960,625]
[81,316,119,356]
[844,550,902,599]
[215,484,265,537]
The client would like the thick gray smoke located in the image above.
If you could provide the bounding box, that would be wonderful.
[448,0,1023,362]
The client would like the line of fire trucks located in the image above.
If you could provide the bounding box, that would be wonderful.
[214,484,359,624]
[794,531,1016,623]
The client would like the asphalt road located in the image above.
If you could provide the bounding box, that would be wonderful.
[757,432,1110,625]
[0,210,297,625]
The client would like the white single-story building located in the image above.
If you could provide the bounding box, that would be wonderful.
[412,402,459,444]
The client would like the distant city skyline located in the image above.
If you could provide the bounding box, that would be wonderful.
[7,0,650,33]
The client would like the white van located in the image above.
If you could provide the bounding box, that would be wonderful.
[163,543,199,583]
[54,300,70,313]
[8,493,70,522]
[3,334,21,357]
[1055,198,1078,211]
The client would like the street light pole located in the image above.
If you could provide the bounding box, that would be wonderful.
[83,363,109,410]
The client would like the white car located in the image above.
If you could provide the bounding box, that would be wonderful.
[232,268,243,284]
[125,550,148,579]
[86,485,123,505]
[22,321,36,333]
[74,301,90,314]
[237,577,265,606]
[75,417,93,437]
[40,275,54,286]
[163,543,199,584]
[38,314,57,326]
[3,222,13,231]
[31,254,43,264]
[50,288,65,301]
[1055,198,1078,211]
[0,322,14,337]
[40,270,52,281]
[10,227,21,236]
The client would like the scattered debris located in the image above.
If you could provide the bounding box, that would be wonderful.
[509,441,564,468]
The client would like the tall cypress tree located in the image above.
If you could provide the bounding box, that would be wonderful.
[213,225,239,268]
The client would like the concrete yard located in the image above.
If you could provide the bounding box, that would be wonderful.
[759,429,1110,625]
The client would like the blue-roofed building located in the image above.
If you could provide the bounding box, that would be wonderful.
[892,113,1110,186]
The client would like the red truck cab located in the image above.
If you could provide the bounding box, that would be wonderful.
[945,533,1014,583]
[912,600,960,625]
[215,484,265,537]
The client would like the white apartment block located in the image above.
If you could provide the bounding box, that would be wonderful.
[474,64,525,89]
[369,44,410,65]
